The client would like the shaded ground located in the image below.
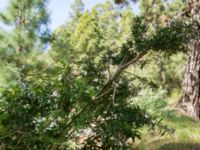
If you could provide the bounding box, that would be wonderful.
[158,143,200,150]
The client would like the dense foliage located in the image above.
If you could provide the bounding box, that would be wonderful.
[0,0,198,149]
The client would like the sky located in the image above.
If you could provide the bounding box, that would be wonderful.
[0,0,140,31]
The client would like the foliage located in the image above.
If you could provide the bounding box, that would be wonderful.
[0,0,199,149]
[132,17,197,53]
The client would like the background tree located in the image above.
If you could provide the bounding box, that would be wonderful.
[0,0,51,149]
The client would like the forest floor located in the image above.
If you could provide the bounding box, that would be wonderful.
[132,92,200,150]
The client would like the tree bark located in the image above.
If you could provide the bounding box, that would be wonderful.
[179,39,200,119]
[178,0,200,119]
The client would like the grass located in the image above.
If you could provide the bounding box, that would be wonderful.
[131,90,200,150]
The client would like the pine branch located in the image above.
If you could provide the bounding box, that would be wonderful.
[65,51,147,137]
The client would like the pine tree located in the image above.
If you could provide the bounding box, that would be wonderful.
[0,0,50,148]
[70,0,84,20]
[50,0,84,64]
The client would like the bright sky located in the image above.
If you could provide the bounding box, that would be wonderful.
[0,0,140,31]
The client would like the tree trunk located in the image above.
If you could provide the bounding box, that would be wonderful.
[179,39,200,119]
[178,0,200,119]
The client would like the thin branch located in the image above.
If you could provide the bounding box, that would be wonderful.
[112,83,117,105]
[92,87,114,102]
[65,52,147,136]
[97,52,146,97]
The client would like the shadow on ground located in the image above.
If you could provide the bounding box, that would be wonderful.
[157,143,200,150]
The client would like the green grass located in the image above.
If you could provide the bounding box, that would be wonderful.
[131,90,200,150]
[132,112,200,150]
